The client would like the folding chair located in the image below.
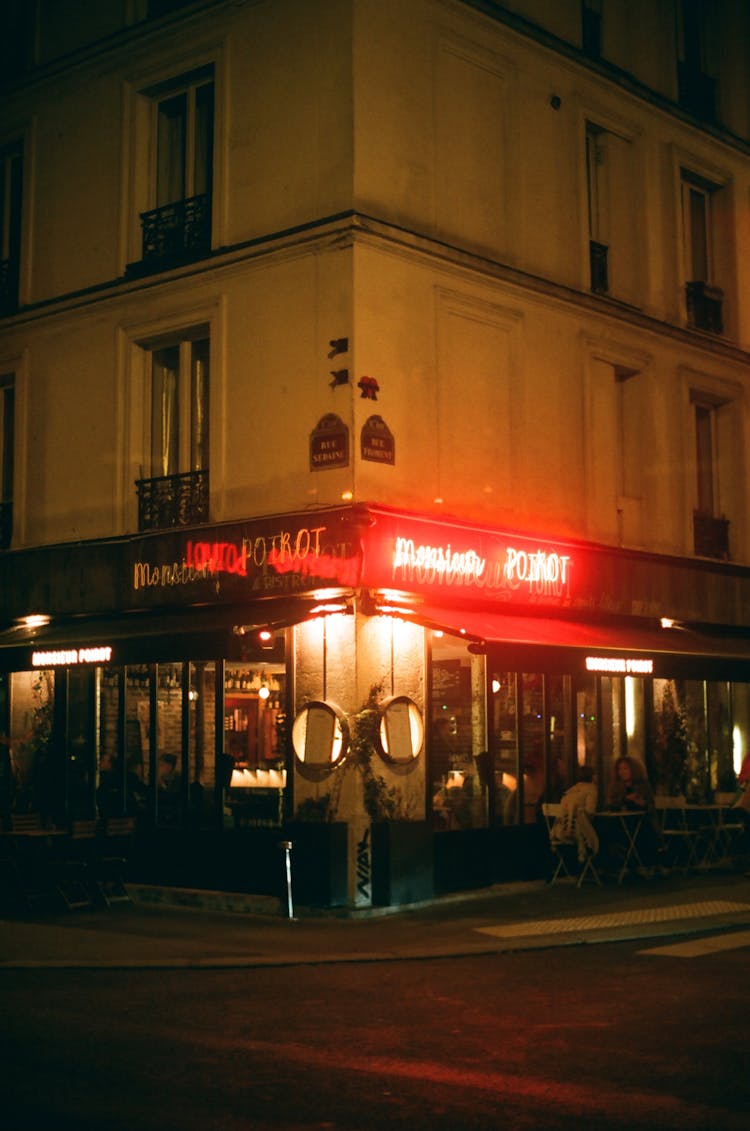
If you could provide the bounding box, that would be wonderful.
[712,793,747,868]
[96,817,135,905]
[542,803,576,884]
[656,797,700,873]
[58,820,99,910]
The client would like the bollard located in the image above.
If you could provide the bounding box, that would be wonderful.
[279,839,295,920]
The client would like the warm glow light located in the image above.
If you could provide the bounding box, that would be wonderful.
[733,726,744,774]
[258,684,270,700]
[491,678,501,694]
[341,490,353,501]
[20,614,50,628]
[660,617,676,629]
[625,676,636,738]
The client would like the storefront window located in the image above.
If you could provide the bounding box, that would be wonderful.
[224,658,286,827]
[429,633,487,831]
[188,661,215,828]
[491,671,575,826]
[156,662,184,826]
[8,669,54,820]
[67,667,96,820]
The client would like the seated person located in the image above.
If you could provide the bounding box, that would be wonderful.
[607,755,653,812]
[606,755,661,865]
[551,766,598,863]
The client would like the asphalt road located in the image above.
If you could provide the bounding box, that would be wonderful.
[3,929,749,1130]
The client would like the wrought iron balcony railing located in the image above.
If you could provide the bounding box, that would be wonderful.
[693,510,730,561]
[589,240,608,294]
[686,281,723,334]
[136,193,211,271]
[0,499,12,549]
[136,469,209,532]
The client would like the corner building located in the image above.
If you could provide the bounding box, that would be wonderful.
[1,0,750,907]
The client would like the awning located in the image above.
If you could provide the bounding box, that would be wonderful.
[407,604,750,680]
[0,595,353,671]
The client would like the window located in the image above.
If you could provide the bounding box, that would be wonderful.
[691,394,729,559]
[581,0,602,58]
[135,329,209,530]
[0,372,13,548]
[132,66,214,272]
[586,124,608,293]
[585,122,639,303]
[676,0,716,121]
[681,171,723,333]
[0,141,23,316]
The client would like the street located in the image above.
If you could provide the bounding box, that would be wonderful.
[2,930,748,1130]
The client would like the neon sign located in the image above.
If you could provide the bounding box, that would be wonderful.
[585,656,653,674]
[391,537,573,598]
[133,522,361,593]
[503,548,571,588]
[32,646,113,667]
[392,538,486,582]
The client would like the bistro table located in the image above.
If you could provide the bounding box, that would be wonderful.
[592,810,646,884]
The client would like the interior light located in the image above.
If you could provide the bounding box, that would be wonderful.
[733,726,744,775]
[18,614,50,628]
[258,684,271,701]
[660,617,676,629]
[625,676,636,738]
[341,490,353,501]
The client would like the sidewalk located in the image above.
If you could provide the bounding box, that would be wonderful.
[2,870,750,969]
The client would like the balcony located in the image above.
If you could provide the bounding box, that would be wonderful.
[0,499,12,549]
[686,281,723,335]
[129,193,211,276]
[136,469,209,532]
[589,240,608,294]
[693,511,729,561]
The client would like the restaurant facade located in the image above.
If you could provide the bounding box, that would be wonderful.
[2,501,749,907]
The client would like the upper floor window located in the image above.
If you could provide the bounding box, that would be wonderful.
[0,373,14,549]
[135,329,209,530]
[581,0,602,58]
[681,170,723,334]
[585,121,639,305]
[690,392,732,560]
[676,0,716,121]
[0,141,23,316]
[129,66,214,275]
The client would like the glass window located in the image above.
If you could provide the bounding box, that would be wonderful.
[0,140,23,314]
[429,633,487,831]
[225,654,287,828]
[155,76,214,208]
[150,332,209,478]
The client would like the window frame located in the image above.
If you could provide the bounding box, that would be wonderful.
[124,52,223,273]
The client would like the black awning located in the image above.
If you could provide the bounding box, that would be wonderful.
[407,604,750,680]
[0,595,350,671]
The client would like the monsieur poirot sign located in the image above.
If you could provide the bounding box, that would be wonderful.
[1,503,749,627]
